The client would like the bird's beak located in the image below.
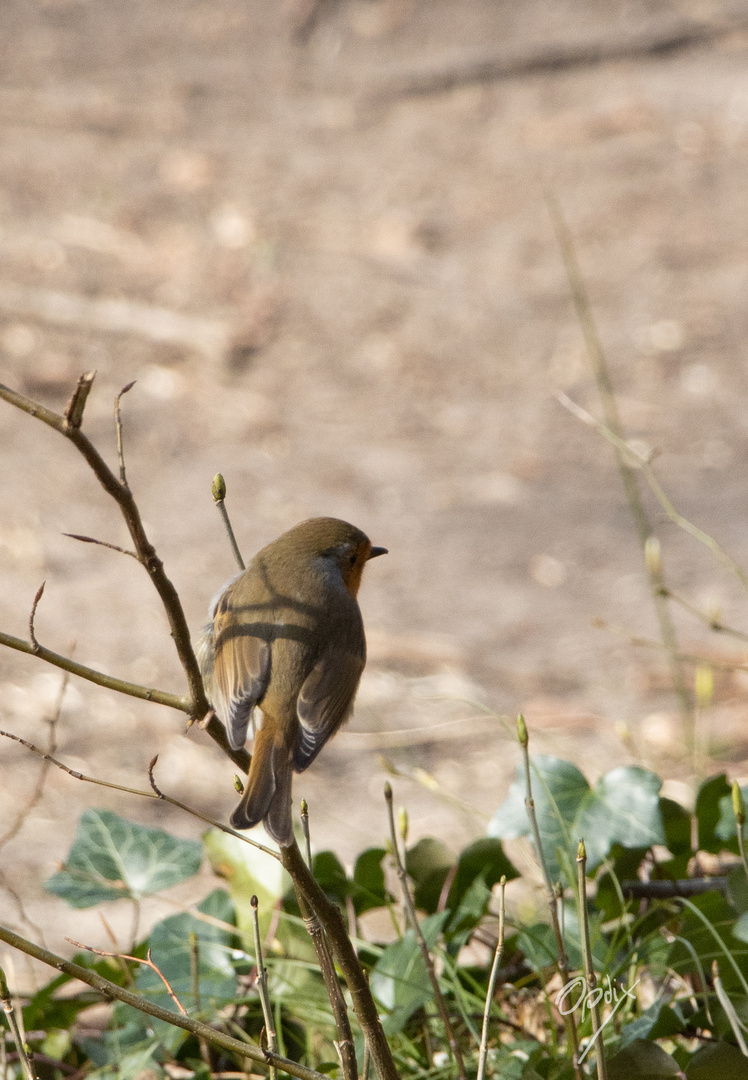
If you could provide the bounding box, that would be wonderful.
[368,546,388,559]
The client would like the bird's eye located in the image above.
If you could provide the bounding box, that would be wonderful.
[348,552,357,567]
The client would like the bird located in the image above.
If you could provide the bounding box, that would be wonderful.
[197,517,387,845]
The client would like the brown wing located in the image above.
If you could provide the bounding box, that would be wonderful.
[294,647,365,771]
[211,585,272,751]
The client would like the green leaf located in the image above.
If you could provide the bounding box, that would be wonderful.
[686,1041,748,1078]
[669,891,748,992]
[607,1038,682,1078]
[351,848,391,914]
[696,775,735,854]
[369,911,448,1035]
[447,837,517,912]
[489,758,664,882]
[134,889,236,1052]
[716,785,748,848]
[595,844,650,921]
[656,797,694,878]
[619,1001,686,1048]
[518,905,607,974]
[489,756,589,882]
[312,851,349,905]
[574,767,665,870]
[44,809,202,907]
[405,838,454,914]
[203,827,285,939]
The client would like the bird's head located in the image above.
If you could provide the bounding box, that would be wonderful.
[272,517,387,597]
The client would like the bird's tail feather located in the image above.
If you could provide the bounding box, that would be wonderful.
[230,727,294,846]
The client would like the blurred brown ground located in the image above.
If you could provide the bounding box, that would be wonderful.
[3,0,748,967]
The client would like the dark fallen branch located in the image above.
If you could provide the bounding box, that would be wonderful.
[621,878,728,899]
[373,9,748,100]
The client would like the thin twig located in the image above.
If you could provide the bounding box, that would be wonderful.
[576,843,607,1078]
[0,730,277,860]
[62,533,138,559]
[548,197,694,737]
[593,618,748,673]
[384,783,465,1080]
[293,885,358,1080]
[476,876,506,1080]
[66,938,187,1016]
[0,964,34,1080]
[115,381,136,488]
[555,390,748,590]
[517,716,581,1078]
[28,583,45,652]
[0,378,247,772]
[0,923,329,1080]
[250,897,277,1079]
[211,474,245,571]
[379,758,488,821]
[189,931,213,1069]
[0,670,65,853]
[0,626,210,721]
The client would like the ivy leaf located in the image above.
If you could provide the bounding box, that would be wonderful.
[695,774,734,854]
[351,848,391,914]
[489,758,664,883]
[45,809,202,907]
[134,889,236,1052]
[574,767,665,870]
[369,912,448,1036]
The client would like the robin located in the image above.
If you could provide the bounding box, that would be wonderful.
[197,517,387,845]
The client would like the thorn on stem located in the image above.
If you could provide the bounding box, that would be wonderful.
[29,582,46,651]
[148,756,164,798]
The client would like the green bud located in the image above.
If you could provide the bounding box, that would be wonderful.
[212,473,227,502]
[233,774,245,794]
[398,806,409,844]
[733,780,746,827]
[694,665,714,709]
[384,781,393,801]
[517,713,528,747]
[644,535,661,575]
[577,839,586,861]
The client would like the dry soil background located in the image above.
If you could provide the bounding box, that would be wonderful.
[3,0,748,965]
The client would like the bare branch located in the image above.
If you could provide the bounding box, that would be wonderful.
[0,923,329,1080]
[0,626,191,714]
[63,533,138,559]
[0,376,251,774]
[63,370,96,431]
[0,378,207,707]
[0,729,278,860]
[66,938,188,1015]
[281,840,400,1080]
[115,381,136,488]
